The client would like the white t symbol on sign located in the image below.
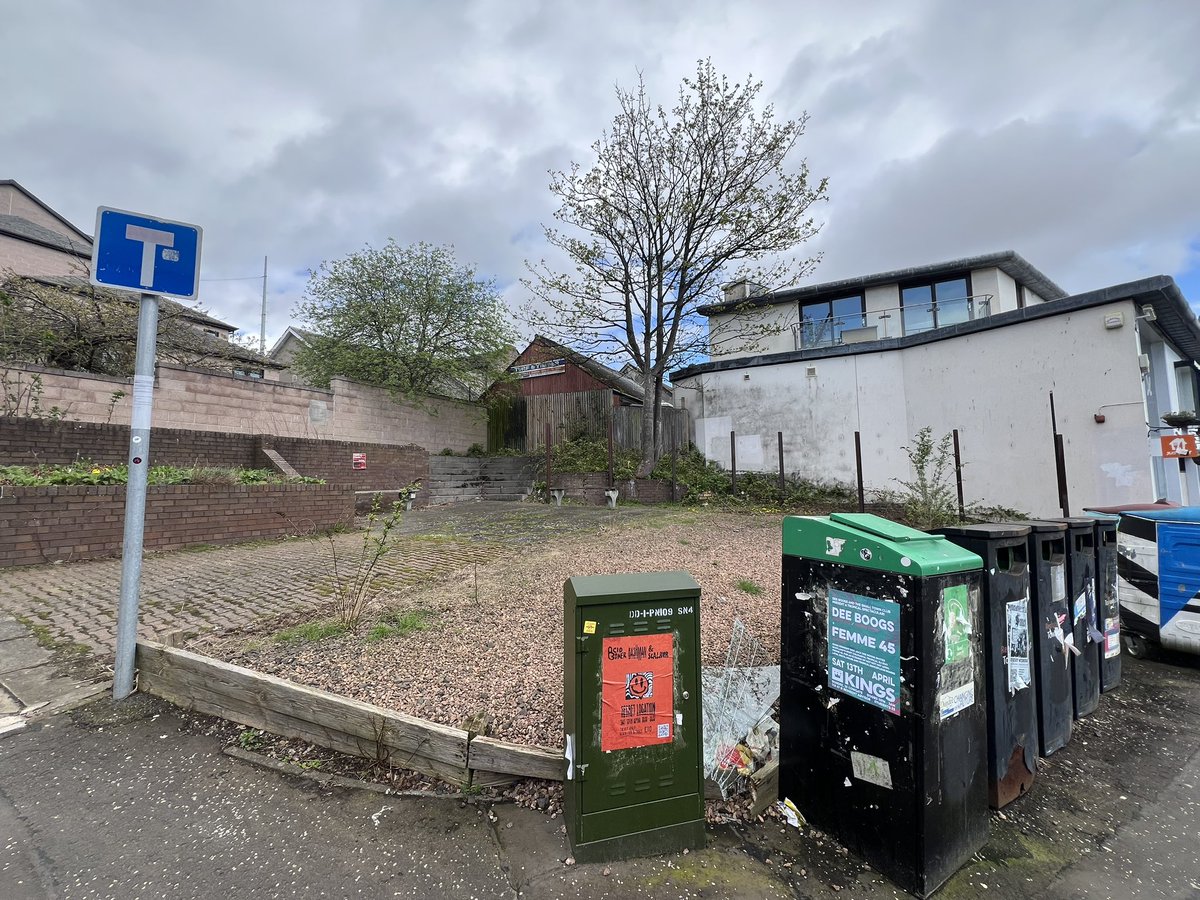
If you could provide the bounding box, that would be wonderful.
[125,224,175,289]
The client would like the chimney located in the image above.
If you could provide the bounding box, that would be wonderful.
[721,280,768,305]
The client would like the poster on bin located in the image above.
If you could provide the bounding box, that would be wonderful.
[601,633,675,752]
[827,589,901,715]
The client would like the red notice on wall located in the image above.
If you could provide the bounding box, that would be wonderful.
[1161,435,1199,458]
[352,452,367,470]
[601,633,675,752]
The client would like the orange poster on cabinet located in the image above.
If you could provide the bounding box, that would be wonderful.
[601,633,675,752]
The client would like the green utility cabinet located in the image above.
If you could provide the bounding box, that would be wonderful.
[564,572,705,863]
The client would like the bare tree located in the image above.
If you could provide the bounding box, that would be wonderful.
[524,59,828,474]
[0,270,265,377]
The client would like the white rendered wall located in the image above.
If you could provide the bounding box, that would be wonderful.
[683,300,1152,516]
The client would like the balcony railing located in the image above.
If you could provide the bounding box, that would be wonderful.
[794,294,994,349]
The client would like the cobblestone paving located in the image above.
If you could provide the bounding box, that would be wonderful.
[0,501,654,657]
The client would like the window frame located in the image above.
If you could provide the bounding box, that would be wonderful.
[1174,360,1199,413]
[796,293,866,348]
[898,272,975,335]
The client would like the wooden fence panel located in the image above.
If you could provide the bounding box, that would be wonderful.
[613,405,690,453]
[525,390,611,450]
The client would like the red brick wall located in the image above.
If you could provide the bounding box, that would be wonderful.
[0,418,430,501]
[258,436,431,505]
[0,483,354,568]
[0,417,256,469]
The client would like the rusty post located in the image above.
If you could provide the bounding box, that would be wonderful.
[670,429,678,501]
[854,431,865,513]
[607,413,615,486]
[1050,392,1070,516]
[777,431,786,494]
[545,421,553,504]
[730,430,737,493]
[953,428,965,521]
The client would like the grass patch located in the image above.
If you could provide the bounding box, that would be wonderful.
[272,620,348,644]
[736,579,764,595]
[366,608,435,643]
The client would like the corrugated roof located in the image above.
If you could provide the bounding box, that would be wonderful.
[523,336,647,400]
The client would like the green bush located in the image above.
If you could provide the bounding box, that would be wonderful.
[0,461,324,487]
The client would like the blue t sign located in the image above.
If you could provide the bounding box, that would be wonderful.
[90,207,203,300]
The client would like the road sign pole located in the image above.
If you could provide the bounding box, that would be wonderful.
[113,292,160,700]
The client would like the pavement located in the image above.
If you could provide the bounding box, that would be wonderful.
[1,640,1198,899]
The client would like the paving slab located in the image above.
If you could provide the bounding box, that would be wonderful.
[0,619,29,642]
[0,639,53,675]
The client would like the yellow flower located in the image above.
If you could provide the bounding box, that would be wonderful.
[92,468,101,474]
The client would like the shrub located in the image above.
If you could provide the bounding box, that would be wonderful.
[895,427,959,530]
[0,462,324,487]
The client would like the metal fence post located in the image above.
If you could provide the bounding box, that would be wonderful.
[952,428,966,521]
[854,431,865,513]
[777,431,785,494]
[730,430,737,493]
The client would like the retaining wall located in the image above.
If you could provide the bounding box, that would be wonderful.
[0,483,354,567]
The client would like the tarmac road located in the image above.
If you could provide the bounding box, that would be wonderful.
[2,653,1198,899]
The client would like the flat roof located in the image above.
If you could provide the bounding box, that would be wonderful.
[702,250,1066,315]
[671,276,1199,381]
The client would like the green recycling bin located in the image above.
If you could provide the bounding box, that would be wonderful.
[780,513,987,898]
[563,572,705,863]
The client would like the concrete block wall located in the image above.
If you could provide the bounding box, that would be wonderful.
[0,483,354,568]
[426,456,536,505]
[1,362,486,452]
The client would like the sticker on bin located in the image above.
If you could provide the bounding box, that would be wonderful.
[938,681,975,720]
[850,751,893,789]
[826,589,901,715]
[1006,599,1031,693]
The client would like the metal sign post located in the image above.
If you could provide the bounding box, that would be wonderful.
[113,295,159,699]
[90,207,202,700]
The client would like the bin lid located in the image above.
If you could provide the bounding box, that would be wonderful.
[783,513,982,576]
[565,570,700,607]
[1054,516,1098,531]
[1024,519,1069,534]
[934,522,1031,540]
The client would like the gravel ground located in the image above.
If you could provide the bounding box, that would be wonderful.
[203,507,785,750]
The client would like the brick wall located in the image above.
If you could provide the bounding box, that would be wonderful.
[0,483,354,568]
[0,418,431,497]
[0,417,256,469]
[258,436,430,504]
[1,362,486,451]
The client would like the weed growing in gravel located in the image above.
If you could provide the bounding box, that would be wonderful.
[237,728,263,751]
[325,495,405,630]
[736,579,764,596]
[366,609,434,643]
[273,620,348,644]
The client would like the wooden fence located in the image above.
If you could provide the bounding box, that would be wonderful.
[491,389,690,453]
[136,641,563,787]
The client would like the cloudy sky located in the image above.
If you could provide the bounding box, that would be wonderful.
[5,1,1199,347]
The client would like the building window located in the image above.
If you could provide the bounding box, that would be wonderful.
[798,294,865,348]
[900,276,972,335]
[1175,361,1198,413]
[234,367,264,380]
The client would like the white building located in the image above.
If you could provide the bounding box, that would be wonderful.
[670,251,1200,515]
